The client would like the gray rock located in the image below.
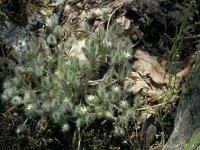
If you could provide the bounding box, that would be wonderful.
[163,76,200,150]
[146,124,157,149]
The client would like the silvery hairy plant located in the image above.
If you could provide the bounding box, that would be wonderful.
[1,14,136,136]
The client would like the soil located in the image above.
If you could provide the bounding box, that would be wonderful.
[0,0,200,149]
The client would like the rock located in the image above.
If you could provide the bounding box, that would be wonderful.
[146,124,157,149]
[163,75,200,150]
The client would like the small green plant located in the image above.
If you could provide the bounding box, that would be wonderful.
[165,1,198,93]
[1,14,136,139]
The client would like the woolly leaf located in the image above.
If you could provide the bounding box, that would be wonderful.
[46,14,59,28]
[114,126,125,137]
[47,34,57,45]
[11,96,22,105]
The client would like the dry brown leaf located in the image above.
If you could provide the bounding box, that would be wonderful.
[176,52,196,81]
[133,49,165,84]
[125,72,151,94]
[116,16,131,29]
[176,67,190,81]
[146,89,164,99]
[125,72,164,98]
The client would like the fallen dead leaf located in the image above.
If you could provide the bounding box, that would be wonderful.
[125,72,151,94]
[133,49,166,84]
[176,51,197,82]
[176,67,190,82]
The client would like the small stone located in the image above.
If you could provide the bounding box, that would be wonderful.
[145,124,157,149]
